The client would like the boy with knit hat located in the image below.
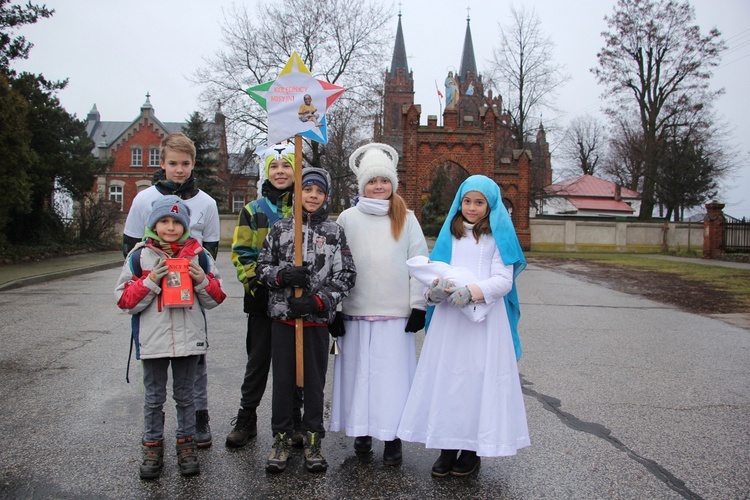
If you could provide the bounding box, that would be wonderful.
[122,133,221,448]
[226,142,304,447]
[115,195,226,479]
[257,167,356,473]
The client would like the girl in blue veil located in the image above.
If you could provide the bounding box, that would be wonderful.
[397,175,530,477]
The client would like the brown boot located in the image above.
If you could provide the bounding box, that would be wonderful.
[139,440,164,479]
[225,408,257,448]
[176,437,200,476]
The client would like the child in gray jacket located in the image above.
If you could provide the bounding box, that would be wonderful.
[115,195,226,479]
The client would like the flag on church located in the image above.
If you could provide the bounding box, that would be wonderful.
[246,51,345,145]
[435,80,443,98]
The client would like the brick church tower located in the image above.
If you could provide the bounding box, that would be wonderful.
[375,11,414,157]
[376,13,550,250]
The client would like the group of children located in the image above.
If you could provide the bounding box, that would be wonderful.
[116,134,529,480]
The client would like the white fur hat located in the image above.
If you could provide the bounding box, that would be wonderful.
[349,143,399,195]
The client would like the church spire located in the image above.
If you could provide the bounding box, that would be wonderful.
[389,10,409,77]
[459,12,477,81]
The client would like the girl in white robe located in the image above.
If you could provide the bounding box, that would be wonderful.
[397,175,529,477]
[330,143,429,466]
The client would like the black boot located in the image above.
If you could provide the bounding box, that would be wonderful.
[194,410,212,448]
[383,438,402,466]
[354,435,372,453]
[225,408,257,448]
[431,449,458,477]
[450,450,481,476]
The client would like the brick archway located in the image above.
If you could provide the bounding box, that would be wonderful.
[397,107,531,249]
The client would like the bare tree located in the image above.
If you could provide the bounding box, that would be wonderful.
[593,0,726,220]
[654,97,735,220]
[558,115,607,177]
[319,106,369,212]
[602,117,645,193]
[489,5,569,149]
[193,0,393,163]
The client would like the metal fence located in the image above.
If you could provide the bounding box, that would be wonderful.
[724,221,750,253]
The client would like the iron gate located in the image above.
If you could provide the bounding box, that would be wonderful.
[724,220,750,253]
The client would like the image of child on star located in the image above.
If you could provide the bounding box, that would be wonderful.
[298,94,321,125]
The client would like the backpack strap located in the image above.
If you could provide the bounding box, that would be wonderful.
[197,249,210,273]
[126,246,145,383]
[129,246,144,277]
[256,197,281,226]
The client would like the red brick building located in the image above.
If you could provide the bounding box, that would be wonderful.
[375,14,552,250]
[87,95,257,213]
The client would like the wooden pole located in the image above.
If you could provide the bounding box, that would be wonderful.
[294,135,304,387]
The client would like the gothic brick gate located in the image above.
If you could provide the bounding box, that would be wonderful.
[376,13,546,252]
[398,107,531,250]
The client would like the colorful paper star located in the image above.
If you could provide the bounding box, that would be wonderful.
[246,51,345,145]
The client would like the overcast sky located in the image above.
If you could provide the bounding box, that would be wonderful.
[12,0,750,217]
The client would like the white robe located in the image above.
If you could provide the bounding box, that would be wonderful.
[330,204,428,440]
[397,233,530,456]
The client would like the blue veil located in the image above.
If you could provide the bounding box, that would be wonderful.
[427,175,527,360]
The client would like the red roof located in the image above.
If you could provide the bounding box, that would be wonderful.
[545,175,640,199]
[568,197,635,213]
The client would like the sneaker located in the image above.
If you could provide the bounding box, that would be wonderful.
[176,437,200,476]
[225,408,257,448]
[303,431,328,472]
[139,440,164,480]
[194,410,212,449]
[383,438,402,466]
[266,433,290,473]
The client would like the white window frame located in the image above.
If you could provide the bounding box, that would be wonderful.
[109,182,124,210]
[149,148,160,167]
[131,147,142,167]
[233,194,246,213]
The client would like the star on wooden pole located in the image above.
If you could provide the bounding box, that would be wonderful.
[246,51,345,144]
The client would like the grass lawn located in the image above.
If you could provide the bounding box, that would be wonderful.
[527,252,750,311]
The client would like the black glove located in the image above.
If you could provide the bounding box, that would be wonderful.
[288,293,321,318]
[278,265,310,288]
[329,311,346,337]
[404,308,426,333]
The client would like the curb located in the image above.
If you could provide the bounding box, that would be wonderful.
[0,260,123,292]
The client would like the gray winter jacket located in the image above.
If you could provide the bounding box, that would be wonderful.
[257,167,356,324]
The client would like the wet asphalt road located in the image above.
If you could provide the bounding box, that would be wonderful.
[0,255,748,499]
